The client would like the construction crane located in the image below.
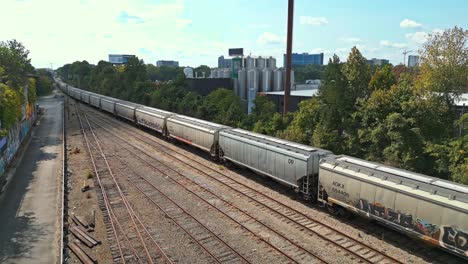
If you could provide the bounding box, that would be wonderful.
[402,50,413,66]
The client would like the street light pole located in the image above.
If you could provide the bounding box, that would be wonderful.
[283,0,294,116]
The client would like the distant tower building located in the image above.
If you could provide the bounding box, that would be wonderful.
[283,53,324,67]
[366,58,390,66]
[109,54,135,64]
[408,55,420,67]
[156,60,179,67]
[218,56,232,68]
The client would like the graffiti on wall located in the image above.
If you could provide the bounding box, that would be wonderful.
[356,198,468,257]
[0,118,33,183]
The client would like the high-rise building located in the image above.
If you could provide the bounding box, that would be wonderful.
[408,55,420,67]
[218,56,232,68]
[283,53,324,67]
[156,60,179,67]
[109,54,134,64]
[366,58,389,66]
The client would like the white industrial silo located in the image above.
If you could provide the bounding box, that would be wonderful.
[267,56,276,69]
[273,69,283,91]
[281,68,295,90]
[247,69,259,92]
[256,56,266,69]
[183,67,193,78]
[245,56,255,69]
[223,68,232,78]
[238,69,247,100]
[262,69,273,92]
[211,68,218,78]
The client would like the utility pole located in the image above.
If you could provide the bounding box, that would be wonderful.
[283,0,294,116]
[402,50,412,66]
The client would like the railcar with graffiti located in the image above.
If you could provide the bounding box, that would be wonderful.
[319,155,468,258]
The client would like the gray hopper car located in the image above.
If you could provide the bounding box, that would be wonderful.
[100,97,117,114]
[166,115,230,157]
[80,91,91,104]
[135,107,174,135]
[115,101,141,122]
[90,94,101,108]
[219,128,331,199]
[319,155,468,258]
[70,89,81,100]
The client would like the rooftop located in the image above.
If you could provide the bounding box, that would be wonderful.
[260,89,319,97]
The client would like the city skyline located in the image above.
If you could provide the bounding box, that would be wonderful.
[1,0,466,68]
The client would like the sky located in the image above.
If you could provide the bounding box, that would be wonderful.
[1,0,467,68]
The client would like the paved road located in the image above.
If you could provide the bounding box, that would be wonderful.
[0,94,63,264]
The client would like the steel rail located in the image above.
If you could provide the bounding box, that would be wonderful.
[75,102,172,264]
[86,112,330,264]
[74,103,128,263]
[79,105,156,264]
[85,107,403,264]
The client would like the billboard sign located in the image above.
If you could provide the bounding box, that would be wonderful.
[229,48,243,56]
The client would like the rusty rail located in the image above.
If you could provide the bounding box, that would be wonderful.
[85,106,403,264]
[74,102,173,264]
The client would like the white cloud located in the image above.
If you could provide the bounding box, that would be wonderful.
[400,18,422,28]
[340,37,362,43]
[380,40,407,48]
[299,16,328,26]
[335,48,349,53]
[405,32,428,44]
[310,48,332,55]
[257,32,282,45]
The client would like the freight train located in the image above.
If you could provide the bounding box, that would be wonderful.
[57,79,468,259]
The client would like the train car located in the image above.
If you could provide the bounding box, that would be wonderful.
[115,101,141,122]
[319,155,468,258]
[135,106,174,135]
[219,128,331,200]
[100,96,117,115]
[80,91,92,104]
[71,88,81,100]
[89,93,101,108]
[166,115,230,157]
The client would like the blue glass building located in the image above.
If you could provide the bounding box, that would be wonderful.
[283,53,324,67]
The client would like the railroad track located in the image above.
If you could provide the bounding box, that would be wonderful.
[81,105,402,264]
[85,112,328,263]
[73,103,172,264]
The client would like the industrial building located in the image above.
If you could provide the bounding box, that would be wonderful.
[211,56,292,98]
[408,55,420,67]
[218,56,232,68]
[108,54,135,64]
[283,53,324,67]
[367,58,389,66]
[261,89,319,113]
[156,60,179,67]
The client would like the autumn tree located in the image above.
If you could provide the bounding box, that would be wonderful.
[369,64,395,91]
[417,26,468,97]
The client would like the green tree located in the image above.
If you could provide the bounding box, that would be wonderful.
[197,88,245,127]
[342,46,371,101]
[194,65,210,78]
[0,40,34,87]
[281,98,321,144]
[36,69,54,96]
[293,64,325,83]
[0,84,22,135]
[417,26,468,97]
[369,64,395,91]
